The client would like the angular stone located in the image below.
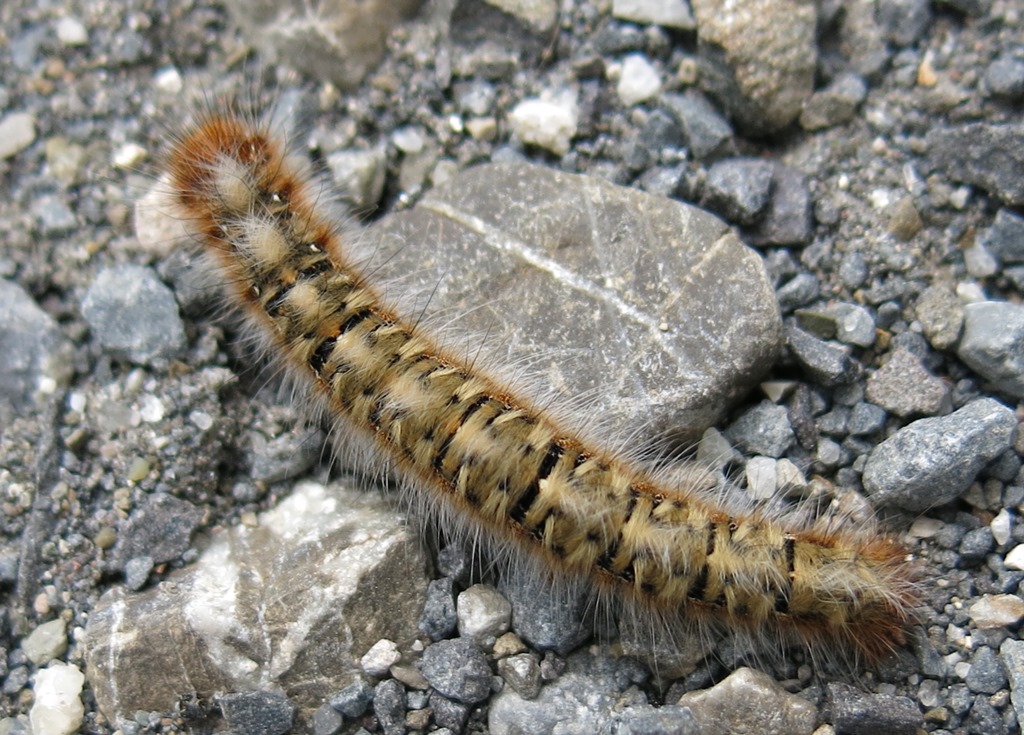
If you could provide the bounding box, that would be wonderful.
[746,164,813,247]
[979,209,1024,265]
[862,398,1017,511]
[691,0,817,134]
[420,638,492,705]
[865,347,950,417]
[22,619,68,666]
[489,649,663,735]
[457,584,512,644]
[363,162,781,442]
[702,158,775,226]
[914,285,963,350]
[84,480,429,726]
[799,72,868,131]
[725,400,794,458]
[500,571,590,655]
[224,0,422,89]
[81,264,186,365]
[108,492,204,571]
[969,594,1024,629]
[678,668,816,735]
[661,92,735,161]
[786,325,859,386]
[827,682,921,735]
[509,93,578,156]
[612,0,696,29]
[928,123,1024,205]
[0,279,74,425]
[29,662,85,735]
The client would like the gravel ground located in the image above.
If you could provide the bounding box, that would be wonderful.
[2,1,1024,734]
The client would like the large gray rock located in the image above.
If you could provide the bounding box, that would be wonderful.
[0,279,73,424]
[84,480,429,727]
[958,301,1024,399]
[928,123,1024,205]
[224,0,423,89]
[363,161,782,443]
[690,0,817,134]
[862,398,1017,511]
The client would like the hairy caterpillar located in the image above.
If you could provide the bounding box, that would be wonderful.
[163,101,916,666]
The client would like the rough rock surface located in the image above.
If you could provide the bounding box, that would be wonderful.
[365,161,782,441]
[690,0,817,134]
[84,481,429,726]
[224,0,423,89]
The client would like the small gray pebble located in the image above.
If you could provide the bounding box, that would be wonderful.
[500,572,590,655]
[799,72,868,130]
[406,690,429,710]
[420,638,492,705]
[638,109,684,150]
[111,493,203,570]
[31,193,77,235]
[777,273,821,310]
[701,158,774,226]
[218,691,294,735]
[914,285,964,350]
[725,400,795,458]
[373,679,405,735]
[987,451,1021,483]
[830,303,876,347]
[430,691,470,731]
[877,0,932,46]
[836,255,867,292]
[3,666,29,695]
[966,646,1008,695]
[964,693,1003,733]
[328,679,374,719]
[985,56,1024,100]
[863,398,1017,511]
[312,702,342,735]
[947,683,973,715]
[0,280,73,423]
[747,164,812,246]
[786,325,860,386]
[1000,639,1024,722]
[849,402,887,435]
[660,92,735,160]
[980,209,1024,265]
[81,264,186,365]
[0,548,19,583]
[437,544,472,583]
[817,406,851,436]
[123,556,153,591]
[497,654,542,700]
[248,428,325,485]
[959,527,994,567]
[419,577,458,641]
